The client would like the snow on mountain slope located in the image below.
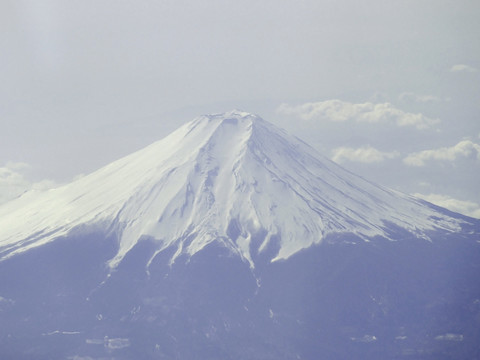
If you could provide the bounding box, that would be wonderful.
[0,110,467,268]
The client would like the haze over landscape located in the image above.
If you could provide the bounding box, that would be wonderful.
[1,0,479,217]
[1,2,480,359]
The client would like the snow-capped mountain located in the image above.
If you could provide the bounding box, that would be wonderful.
[0,110,469,269]
[1,111,479,360]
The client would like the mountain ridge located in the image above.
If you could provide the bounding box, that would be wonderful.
[0,110,474,269]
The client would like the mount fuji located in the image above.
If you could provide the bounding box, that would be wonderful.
[0,111,479,359]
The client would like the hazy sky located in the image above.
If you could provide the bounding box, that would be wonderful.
[1,0,479,217]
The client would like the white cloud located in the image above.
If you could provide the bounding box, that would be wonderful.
[0,166,30,205]
[398,92,441,103]
[0,162,56,205]
[331,146,400,164]
[450,64,478,73]
[403,140,480,166]
[277,100,440,130]
[414,193,480,219]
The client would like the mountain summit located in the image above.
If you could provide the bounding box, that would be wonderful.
[0,110,470,269]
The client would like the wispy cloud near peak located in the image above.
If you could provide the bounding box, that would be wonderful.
[0,162,56,206]
[414,193,480,219]
[450,64,478,73]
[403,140,480,166]
[398,92,441,103]
[332,146,400,164]
[277,100,440,130]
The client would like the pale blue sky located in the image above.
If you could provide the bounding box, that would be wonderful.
[1,0,479,216]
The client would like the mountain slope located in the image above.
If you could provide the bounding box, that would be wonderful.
[0,110,471,269]
[1,111,479,359]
